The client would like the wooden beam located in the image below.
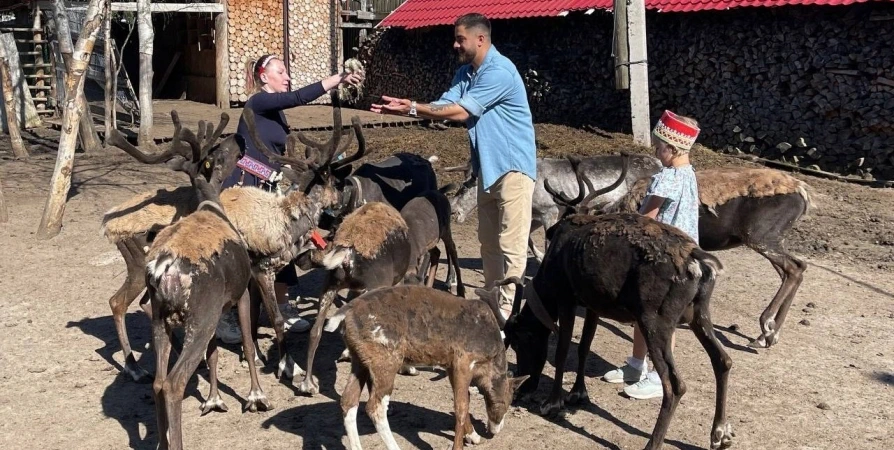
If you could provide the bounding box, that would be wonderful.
[214,6,229,109]
[627,0,651,146]
[612,0,629,90]
[37,2,225,13]
[340,22,373,29]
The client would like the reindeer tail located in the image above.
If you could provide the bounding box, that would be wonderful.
[321,246,353,270]
[146,254,191,310]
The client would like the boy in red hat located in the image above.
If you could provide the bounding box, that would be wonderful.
[602,110,701,400]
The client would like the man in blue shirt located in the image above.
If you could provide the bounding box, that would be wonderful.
[371,13,536,317]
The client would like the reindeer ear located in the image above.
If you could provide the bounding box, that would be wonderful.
[509,374,530,391]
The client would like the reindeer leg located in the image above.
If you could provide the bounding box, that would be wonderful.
[239,289,272,412]
[253,269,300,379]
[539,303,576,418]
[110,239,151,382]
[200,321,228,415]
[425,247,440,288]
[690,287,734,450]
[567,309,598,405]
[366,361,402,450]
[748,244,806,348]
[416,251,431,284]
[443,229,465,297]
[446,364,479,449]
[150,301,172,450]
[341,356,369,450]
[163,315,218,450]
[640,317,685,450]
[299,273,339,395]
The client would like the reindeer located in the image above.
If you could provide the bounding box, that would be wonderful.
[501,156,734,450]
[444,153,662,261]
[399,187,465,297]
[101,111,239,382]
[143,132,267,450]
[323,284,528,450]
[595,166,812,348]
[298,199,414,395]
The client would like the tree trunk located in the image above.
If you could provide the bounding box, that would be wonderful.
[36,0,106,240]
[103,2,114,139]
[53,0,102,153]
[137,0,153,146]
[1,58,28,158]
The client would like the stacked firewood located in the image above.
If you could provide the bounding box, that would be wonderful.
[287,0,332,103]
[359,5,894,180]
[226,0,284,102]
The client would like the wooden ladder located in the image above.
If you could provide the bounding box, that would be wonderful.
[0,8,55,118]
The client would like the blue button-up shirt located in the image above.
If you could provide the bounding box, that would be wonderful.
[433,46,536,192]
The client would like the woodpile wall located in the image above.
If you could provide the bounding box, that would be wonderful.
[358,4,894,180]
[226,0,284,103]
[288,0,335,104]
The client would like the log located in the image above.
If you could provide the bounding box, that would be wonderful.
[0,33,42,131]
[136,0,153,147]
[215,8,229,109]
[103,0,114,138]
[52,2,102,152]
[0,58,28,158]
[36,0,107,240]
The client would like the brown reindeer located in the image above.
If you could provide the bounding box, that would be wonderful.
[399,187,465,297]
[595,166,812,348]
[101,111,240,382]
[324,285,528,450]
[503,156,733,450]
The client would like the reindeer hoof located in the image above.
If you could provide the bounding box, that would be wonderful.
[710,423,734,449]
[298,377,320,396]
[245,391,272,413]
[277,355,303,380]
[200,395,228,415]
[123,363,152,384]
[464,431,482,445]
[538,398,564,418]
[747,335,769,349]
[399,365,419,376]
[240,355,263,369]
[565,387,589,405]
[337,348,351,363]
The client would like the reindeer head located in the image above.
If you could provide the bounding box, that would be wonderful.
[442,161,477,223]
[478,369,529,435]
[106,110,236,192]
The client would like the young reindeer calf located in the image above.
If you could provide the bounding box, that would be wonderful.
[324,285,528,450]
[399,188,465,297]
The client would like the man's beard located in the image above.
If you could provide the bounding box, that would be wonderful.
[457,48,475,63]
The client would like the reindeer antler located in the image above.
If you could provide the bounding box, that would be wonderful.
[580,152,630,210]
[241,108,316,175]
[544,156,586,207]
[330,116,366,171]
[106,110,191,164]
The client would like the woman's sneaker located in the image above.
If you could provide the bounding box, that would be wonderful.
[215,310,242,344]
[623,372,664,400]
[279,301,311,333]
[602,363,647,384]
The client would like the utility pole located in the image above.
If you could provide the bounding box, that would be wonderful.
[626,0,651,146]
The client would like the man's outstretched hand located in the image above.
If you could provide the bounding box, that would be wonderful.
[371,95,411,115]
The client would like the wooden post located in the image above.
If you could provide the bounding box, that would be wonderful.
[612,0,629,90]
[53,0,103,152]
[32,2,47,112]
[0,58,29,158]
[627,0,651,146]
[136,0,153,147]
[36,0,106,240]
[214,6,229,109]
[103,1,114,138]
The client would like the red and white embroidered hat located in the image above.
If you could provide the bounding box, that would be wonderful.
[652,110,700,151]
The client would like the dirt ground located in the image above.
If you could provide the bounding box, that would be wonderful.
[1,119,892,450]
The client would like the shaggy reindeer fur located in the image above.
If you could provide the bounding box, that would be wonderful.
[297,201,413,396]
[147,199,271,450]
[101,186,198,242]
[331,202,409,259]
[325,285,528,450]
[599,166,812,347]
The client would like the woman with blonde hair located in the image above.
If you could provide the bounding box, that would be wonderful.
[216,54,363,343]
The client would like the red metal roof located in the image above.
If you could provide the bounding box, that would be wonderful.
[378,0,877,29]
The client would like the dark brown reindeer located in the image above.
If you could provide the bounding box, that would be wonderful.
[501,156,734,450]
[596,166,812,348]
[144,133,266,450]
[101,111,240,381]
[323,284,528,450]
[399,187,465,297]
[298,200,413,395]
